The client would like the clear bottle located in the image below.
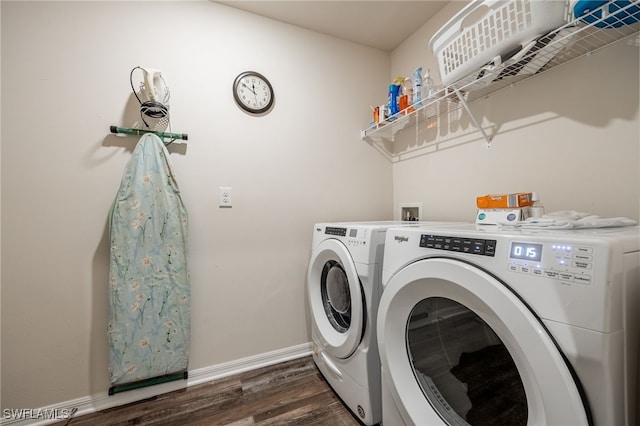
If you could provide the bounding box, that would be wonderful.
[412,67,423,107]
[529,192,545,219]
[422,69,436,118]
[403,78,413,108]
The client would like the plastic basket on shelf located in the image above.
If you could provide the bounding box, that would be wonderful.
[430,0,571,88]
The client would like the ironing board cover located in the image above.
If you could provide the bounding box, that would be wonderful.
[108,134,190,386]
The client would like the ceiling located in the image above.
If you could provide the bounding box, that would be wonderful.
[214,1,450,51]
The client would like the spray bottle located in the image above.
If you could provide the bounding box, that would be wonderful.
[423,69,435,99]
[412,67,423,107]
[423,68,435,117]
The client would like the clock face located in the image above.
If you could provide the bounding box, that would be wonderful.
[233,71,274,114]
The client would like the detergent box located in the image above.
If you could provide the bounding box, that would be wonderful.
[476,207,530,225]
[476,193,532,209]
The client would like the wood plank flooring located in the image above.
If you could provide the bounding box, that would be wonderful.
[57,356,364,426]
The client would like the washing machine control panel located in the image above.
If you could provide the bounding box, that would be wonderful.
[420,234,497,256]
[323,226,367,247]
[508,241,594,285]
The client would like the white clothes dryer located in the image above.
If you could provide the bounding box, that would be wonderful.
[308,221,455,425]
[377,223,639,426]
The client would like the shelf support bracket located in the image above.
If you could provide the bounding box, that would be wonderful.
[453,88,492,148]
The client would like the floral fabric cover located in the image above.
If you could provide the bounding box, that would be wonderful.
[108,134,190,386]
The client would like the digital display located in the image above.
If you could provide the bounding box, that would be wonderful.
[510,242,543,261]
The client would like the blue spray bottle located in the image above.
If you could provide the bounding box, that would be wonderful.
[412,67,423,107]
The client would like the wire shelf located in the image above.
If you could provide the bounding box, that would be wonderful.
[362,0,639,143]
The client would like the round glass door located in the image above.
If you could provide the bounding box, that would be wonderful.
[407,297,527,426]
[321,260,352,333]
[377,257,590,426]
[307,239,364,359]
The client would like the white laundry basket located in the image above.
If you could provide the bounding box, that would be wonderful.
[430,0,571,87]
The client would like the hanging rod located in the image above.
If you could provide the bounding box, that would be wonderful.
[108,371,188,395]
[110,126,188,141]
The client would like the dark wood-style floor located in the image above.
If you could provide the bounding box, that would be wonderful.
[57,356,364,426]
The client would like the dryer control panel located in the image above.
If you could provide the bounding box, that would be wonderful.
[419,233,595,286]
[508,241,594,285]
[419,234,497,256]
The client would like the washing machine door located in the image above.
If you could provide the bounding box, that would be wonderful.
[308,238,365,359]
[377,257,591,426]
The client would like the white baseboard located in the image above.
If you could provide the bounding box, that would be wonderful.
[1,342,312,426]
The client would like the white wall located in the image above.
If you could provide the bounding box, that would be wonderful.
[390,2,640,222]
[0,1,392,409]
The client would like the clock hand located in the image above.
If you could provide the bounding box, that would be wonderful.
[241,82,257,95]
[251,82,260,106]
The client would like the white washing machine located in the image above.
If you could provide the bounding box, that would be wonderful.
[377,223,639,426]
[308,221,456,425]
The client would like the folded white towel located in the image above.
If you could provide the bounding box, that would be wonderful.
[500,210,638,230]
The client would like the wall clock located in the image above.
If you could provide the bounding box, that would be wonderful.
[233,71,274,114]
